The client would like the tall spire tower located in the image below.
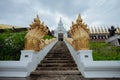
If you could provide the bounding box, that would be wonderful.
[54,17,67,40]
[58,17,63,27]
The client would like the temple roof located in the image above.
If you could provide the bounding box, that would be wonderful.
[0,24,21,29]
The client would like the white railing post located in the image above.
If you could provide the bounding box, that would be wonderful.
[77,50,93,62]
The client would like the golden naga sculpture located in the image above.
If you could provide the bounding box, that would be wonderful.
[68,14,90,51]
[24,15,48,51]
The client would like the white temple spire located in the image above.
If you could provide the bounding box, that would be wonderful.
[60,17,62,23]
[58,17,63,27]
[54,17,67,38]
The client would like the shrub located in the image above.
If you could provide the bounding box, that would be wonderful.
[43,35,55,40]
[0,31,26,60]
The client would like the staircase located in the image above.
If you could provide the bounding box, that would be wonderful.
[30,41,80,76]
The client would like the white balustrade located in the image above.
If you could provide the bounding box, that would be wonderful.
[65,41,120,78]
[0,40,57,77]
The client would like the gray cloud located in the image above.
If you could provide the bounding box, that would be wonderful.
[0,0,120,30]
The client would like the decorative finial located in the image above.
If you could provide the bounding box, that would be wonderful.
[72,21,75,25]
[37,15,39,19]
[78,14,81,19]
[76,14,82,23]
[78,14,82,20]
[34,15,40,22]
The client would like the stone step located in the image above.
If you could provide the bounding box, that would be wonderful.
[30,75,82,77]
[45,56,72,58]
[39,62,76,65]
[41,60,75,63]
[36,67,78,70]
[48,52,70,54]
[50,49,69,51]
[31,70,80,76]
[38,63,77,67]
[46,54,72,56]
[45,58,73,60]
[30,41,80,77]
[46,53,71,56]
[47,54,72,57]
[40,62,75,64]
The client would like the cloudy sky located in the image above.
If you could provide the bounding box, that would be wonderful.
[0,0,120,30]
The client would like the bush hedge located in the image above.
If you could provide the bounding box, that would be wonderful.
[43,35,55,40]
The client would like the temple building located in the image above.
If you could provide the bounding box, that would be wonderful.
[53,16,120,42]
[89,26,120,42]
[54,18,67,41]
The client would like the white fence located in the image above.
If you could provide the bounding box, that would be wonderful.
[65,41,120,78]
[0,40,57,77]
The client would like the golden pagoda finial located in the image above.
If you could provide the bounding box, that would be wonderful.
[78,14,81,19]
[72,21,75,25]
[76,14,82,22]
[37,14,39,19]
[34,15,40,22]
[76,14,83,25]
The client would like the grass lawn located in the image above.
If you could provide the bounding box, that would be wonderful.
[90,42,120,60]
